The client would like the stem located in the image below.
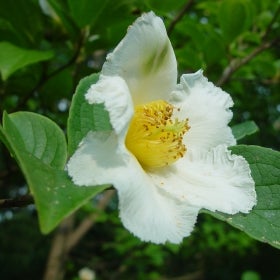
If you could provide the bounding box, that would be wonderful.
[43,215,74,280]
[167,0,194,35]
[43,190,115,280]
[0,194,34,208]
[66,190,115,251]
[15,31,85,111]
[217,5,280,87]
[216,37,279,86]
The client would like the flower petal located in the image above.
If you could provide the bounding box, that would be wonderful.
[170,70,236,151]
[101,11,177,105]
[67,131,128,186]
[67,131,198,244]
[119,179,199,244]
[149,145,256,215]
[86,75,134,136]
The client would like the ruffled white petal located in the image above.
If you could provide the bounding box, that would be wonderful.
[101,11,177,105]
[149,145,256,215]
[86,75,133,136]
[67,131,199,244]
[67,131,128,186]
[170,70,236,151]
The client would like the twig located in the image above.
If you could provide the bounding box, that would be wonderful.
[43,215,74,280]
[216,37,280,86]
[66,189,115,251]
[14,31,85,111]
[162,270,204,280]
[167,0,195,35]
[43,190,115,280]
[217,4,280,87]
[0,194,34,208]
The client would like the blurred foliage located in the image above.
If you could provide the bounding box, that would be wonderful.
[0,0,279,279]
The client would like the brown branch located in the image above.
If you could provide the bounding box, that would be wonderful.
[66,189,115,251]
[14,31,85,111]
[43,215,74,280]
[43,190,115,280]
[162,270,204,280]
[167,0,195,35]
[216,4,280,87]
[216,37,280,87]
[0,194,34,208]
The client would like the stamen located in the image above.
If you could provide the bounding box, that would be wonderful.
[125,100,190,168]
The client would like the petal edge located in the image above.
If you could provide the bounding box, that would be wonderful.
[102,12,177,105]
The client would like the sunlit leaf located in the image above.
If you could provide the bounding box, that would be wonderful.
[232,121,259,141]
[0,42,53,80]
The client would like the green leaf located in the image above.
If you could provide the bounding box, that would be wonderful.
[241,270,261,280]
[68,0,110,28]
[175,47,203,70]
[47,0,80,39]
[67,73,112,156]
[0,42,54,80]
[1,112,108,233]
[16,153,107,234]
[3,112,67,169]
[0,124,10,150]
[0,129,3,142]
[144,0,187,13]
[0,0,44,46]
[219,0,253,42]
[232,121,259,140]
[41,68,74,103]
[204,145,280,249]
[203,32,225,65]
[251,55,277,78]
[67,0,136,48]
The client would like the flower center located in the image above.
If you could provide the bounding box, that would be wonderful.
[125,100,190,168]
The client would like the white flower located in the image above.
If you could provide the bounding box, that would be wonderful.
[67,12,256,244]
[78,267,96,280]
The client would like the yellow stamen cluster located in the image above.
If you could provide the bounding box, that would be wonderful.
[125,100,190,168]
